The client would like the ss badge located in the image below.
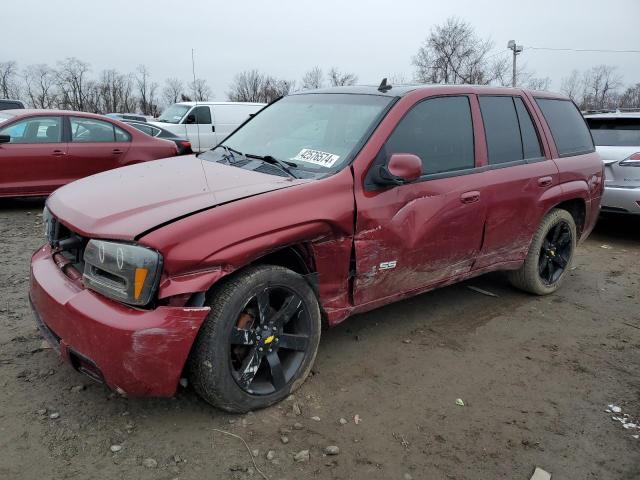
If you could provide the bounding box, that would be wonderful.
[379,261,397,270]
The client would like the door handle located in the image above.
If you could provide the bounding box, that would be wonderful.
[538,176,552,187]
[52,150,66,156]
[211,125,215,132]
[112,149,123,155]
[460,191,480,204]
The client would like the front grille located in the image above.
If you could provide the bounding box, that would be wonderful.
[47,215,87,271]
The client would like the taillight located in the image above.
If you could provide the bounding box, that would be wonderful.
[619,152,640,166]
[179,141,191,149]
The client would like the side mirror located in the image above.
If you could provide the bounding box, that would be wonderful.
[185,114,196,124]
[0,134,10,144]
[373,153,422,186]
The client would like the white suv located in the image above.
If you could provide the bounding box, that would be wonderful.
[584,110,640,215]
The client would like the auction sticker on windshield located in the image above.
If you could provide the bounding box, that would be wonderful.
[293,148,340,168]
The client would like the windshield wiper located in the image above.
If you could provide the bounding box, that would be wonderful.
[246,153,299,179]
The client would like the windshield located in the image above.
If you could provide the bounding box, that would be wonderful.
[587,118,640,146]
[220,94,392,172]
[157,104,191,124]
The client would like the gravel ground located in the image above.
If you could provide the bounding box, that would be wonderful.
[0,197,638,480]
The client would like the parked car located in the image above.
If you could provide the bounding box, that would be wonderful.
[122,120,193,155]
[0,109,179,198]
[30,84,603,413]
[150,101,265,152]
[583,110,640,215]
[105,113,150,122]
[0,99,25,110]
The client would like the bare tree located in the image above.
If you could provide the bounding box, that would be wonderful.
[227,70,291,103]
[56,57,91,110]
[162,77,184,106]
[388,73,411,85]
[582,65,622,110]
[97,69,136,113]
[560,70,583,103]
[619,83,640,108]
[301,67,324,89]
[189,78,212,102]
[0,61,21,99]
[525,76,551,91]
[23,64,58,108]
[136,65,160,116]
[328,68,358,87]
[561,65,623,110]
[228,70,264,102]
[412,17,507,85]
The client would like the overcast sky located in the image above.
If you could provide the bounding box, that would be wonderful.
[6,0,640,99]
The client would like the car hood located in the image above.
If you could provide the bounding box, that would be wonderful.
[47,155,308,240]
[595,146,639,164]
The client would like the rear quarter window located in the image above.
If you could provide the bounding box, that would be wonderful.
[535,98,594,156]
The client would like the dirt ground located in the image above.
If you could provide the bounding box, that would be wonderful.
[0,197,638,480]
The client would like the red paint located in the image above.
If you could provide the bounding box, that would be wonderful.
[30,86,603,397]
[0,110,178,198]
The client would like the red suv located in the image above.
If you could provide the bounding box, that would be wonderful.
[0,110,178,198]
[30,85,603,412]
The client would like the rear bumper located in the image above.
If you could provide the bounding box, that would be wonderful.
[602,186,640,214]
[29,244,210,396]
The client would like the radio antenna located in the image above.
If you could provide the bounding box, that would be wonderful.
[191,48,202,152]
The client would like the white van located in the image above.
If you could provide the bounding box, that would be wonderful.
[150,102,265,152]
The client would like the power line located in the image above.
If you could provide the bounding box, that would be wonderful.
[525,46,640,54]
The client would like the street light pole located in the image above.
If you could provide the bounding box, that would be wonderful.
[507,40,523,87]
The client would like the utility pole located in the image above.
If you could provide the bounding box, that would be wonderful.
[507,40,523,87]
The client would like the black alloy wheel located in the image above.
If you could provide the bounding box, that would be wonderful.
[538,220,572,285]
[230,285,311,395]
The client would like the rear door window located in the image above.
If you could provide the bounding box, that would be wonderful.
[71,117,117,142]
[586,118,640,146]
[0,116,62,143]
[385,96,475,175]
[535,98,594,156]
[479,96,523,164]
[69,118,130,143]
[479,96,543,165]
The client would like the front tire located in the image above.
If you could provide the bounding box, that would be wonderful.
[189,265,321,413]
[508,208,577,295]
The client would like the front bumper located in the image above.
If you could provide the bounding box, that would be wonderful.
[602,186,640,214]
[29,244,210,396]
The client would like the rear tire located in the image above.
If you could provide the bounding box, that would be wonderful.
[507,208,577,295]
[189,265,321,413]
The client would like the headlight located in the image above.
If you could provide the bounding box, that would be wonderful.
[83,240,163,306]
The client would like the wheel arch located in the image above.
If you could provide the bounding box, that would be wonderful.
[553,198,587,237]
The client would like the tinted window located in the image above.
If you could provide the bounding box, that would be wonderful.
[0,116,62,143]
[192,106,212,124]
[535,98,594,156]
[479,96,523,164]
[514,98,542,158]
[385,96,475,175]
[586,118,640,146]
[71,117,117,142]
